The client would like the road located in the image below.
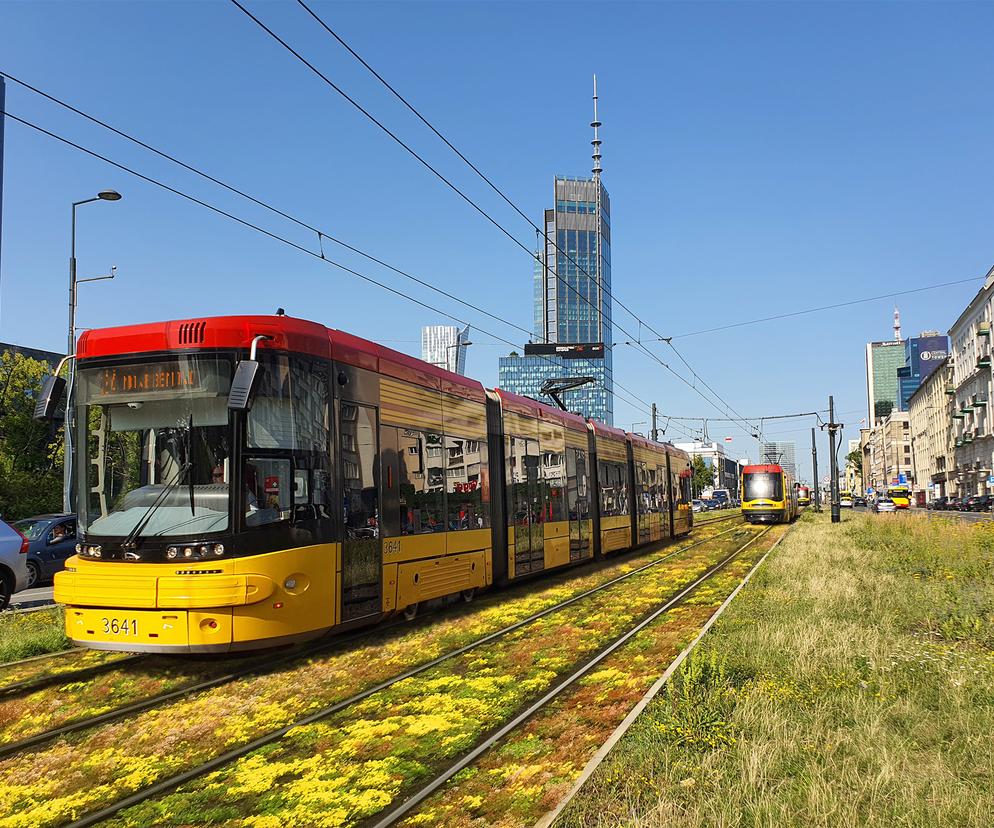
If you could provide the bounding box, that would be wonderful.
[853,505,994,521]
[4,586,55,613]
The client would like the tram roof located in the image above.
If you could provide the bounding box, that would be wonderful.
[742,464,785,474]
[77,314,487,401]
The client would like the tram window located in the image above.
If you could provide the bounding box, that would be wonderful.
[244,457,291,526]
[542,450,566,522]
[445,435,489,531]
[248,356,330,453]
[341,404,379,539]
[397,429,444,534]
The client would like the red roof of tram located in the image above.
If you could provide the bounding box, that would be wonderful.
[742,464,785,474]
[76,314,486,401]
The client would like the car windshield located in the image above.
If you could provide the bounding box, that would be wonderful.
[76,356,233,538]
[743,472,783,501]
[12,518,51,540]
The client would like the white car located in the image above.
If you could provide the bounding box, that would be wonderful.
[692,499,705,513]
[874,498,897,513]
[0,519,30,610]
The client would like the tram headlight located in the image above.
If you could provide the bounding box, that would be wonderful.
[75,543,83,555]
[212,544,225,557]
[183,547,194,558]
[166,547,179,560]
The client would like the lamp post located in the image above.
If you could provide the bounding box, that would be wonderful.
[64,190,122,513]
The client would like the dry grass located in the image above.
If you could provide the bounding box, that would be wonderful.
[557,510,994,828]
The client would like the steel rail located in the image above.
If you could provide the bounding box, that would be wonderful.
[372,525,774,828]
[1,521,737,757]
[0,653,146,700]
[64,522,751,828]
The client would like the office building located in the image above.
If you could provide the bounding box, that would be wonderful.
[760,440,797,479]
[898,332,950,410]
[421,325,470,375]
[0,342,62,368]
[499,78,614,424]
[672,441,742,494]
[862,411,911,491]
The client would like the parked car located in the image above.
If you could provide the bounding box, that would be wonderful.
[11,514,78,588]
[705,499,721,511]
[929,496,948,511]
[692,499,705,513]
[874,497,897,513]
[965,495,992,513]
[853,496,867,507]
[946,496,963,511]
[0,519,30,610]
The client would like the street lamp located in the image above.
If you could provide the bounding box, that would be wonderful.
[631,421,647,435]
[65,190,122,513]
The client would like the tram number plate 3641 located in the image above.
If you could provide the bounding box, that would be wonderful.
[101,617,138,636]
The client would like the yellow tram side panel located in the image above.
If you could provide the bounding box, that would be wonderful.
[600,514,631,554]
[382,530,492,612]
[57,542,340,651]
[543,520,571,569]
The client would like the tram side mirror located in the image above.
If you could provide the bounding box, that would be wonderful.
[228,360,262,411]
[34,375,66,420]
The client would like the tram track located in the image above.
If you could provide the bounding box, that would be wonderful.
[372,525,774,828]
[61,520,753,828]
[0,517,742,764]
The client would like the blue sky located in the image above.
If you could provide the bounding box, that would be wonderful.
[1,0,992,480]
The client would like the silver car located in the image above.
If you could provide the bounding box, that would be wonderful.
[0,519,30,610]
[874,498,897,513]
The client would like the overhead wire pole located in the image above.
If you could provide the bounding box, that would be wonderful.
[245,1,762,443]
[827,396,842,523]
[811,426,820,511]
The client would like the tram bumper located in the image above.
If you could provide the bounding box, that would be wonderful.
[744,509,785,524]
[55,557,277,653]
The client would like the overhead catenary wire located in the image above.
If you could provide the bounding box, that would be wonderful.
[291,0,764,442]
[228,0,762,444]
[0,69,655,411]
[1,108,689,437]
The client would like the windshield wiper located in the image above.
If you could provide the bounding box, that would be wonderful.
[186,413,195,517]
[120,460,193,552]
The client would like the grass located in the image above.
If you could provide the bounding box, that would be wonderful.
[0,607,70,664]
[557,510,994,827]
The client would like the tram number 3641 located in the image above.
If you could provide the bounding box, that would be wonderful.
[101,617,138,636]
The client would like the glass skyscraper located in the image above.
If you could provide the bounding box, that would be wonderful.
[500,79,614,424]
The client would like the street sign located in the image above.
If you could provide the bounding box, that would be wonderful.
[867,487,875,494]
[987,475,994,485]
[898,473,907,484]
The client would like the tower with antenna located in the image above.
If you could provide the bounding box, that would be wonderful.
[591,74,602,181]
[893,307,902,341]
[500,76,616,424]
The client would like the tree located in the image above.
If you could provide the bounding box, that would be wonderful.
[0,351,64,520]
[691,455,713,498]
[846,448,863,476]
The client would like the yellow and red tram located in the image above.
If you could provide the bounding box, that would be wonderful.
[740,463,798,524]
[49,314,693,653]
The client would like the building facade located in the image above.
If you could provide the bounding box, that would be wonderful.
[500,80,614,424]
[760,440,797,479]
[861,411,911,492]
[843,438,861,495]
[421,325,470,375]
[908,357,955,503]
[948,266,994,497]
[672,441,742,494]
[0,341,63,367]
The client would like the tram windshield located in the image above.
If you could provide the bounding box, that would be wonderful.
[743,472,783,501]
[76,356,233,539]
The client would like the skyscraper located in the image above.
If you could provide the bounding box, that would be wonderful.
[421,325,470,375]
[897,332,950,410]
[499,77,614,424]
[762,441,797,479]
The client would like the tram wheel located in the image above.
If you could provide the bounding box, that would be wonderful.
[461,588,476,603]
[403,602,419,621]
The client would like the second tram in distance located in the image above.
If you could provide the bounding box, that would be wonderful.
[740,463,799,524]
[49,314,694,654]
